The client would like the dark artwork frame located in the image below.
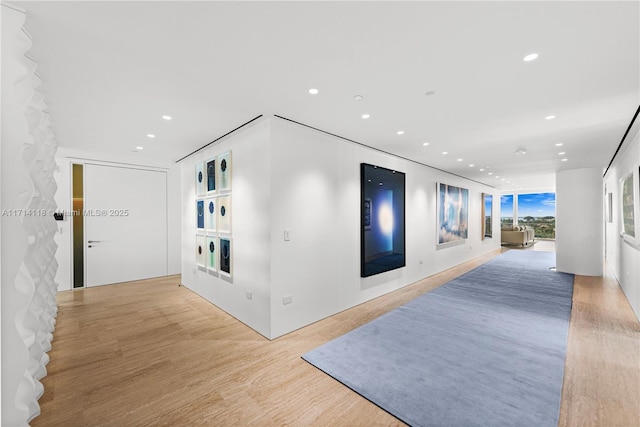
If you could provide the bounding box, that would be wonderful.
[482,193,493,239]
[360,163,406,278]
[196,199,204,229]
[207,159,216,192]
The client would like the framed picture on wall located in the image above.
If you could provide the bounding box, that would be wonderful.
[219,237,232,277]
[437,182,469,246]
[217,151,232,192]
[621,167,640,245]
[206,158,216,193]
[360,163,406,278]
[196,234,206,268]
[482,193,493,240]
[195,162,205,196]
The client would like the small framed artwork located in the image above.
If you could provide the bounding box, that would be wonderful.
[196,199,205,230]
[218,195,231,234]
[195,162,205,196]
[196,234,206,268]
[206,236,217,272]
[219,237,232,276]
[482,193,493,240]
[437,182,469,246]
[607,192,613,223]
[620,167,639,244]
[205,198,217,232]
[206,158,216,193]
[217,151,232,192]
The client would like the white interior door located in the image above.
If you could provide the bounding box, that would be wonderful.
[85,164,168,287]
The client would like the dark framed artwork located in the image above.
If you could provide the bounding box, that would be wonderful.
[482,193,493,239]
[437,182,469,245]
[196,199,205,229]
[360,163,406,278]
[206,158,216,193]
[219,237,232,276]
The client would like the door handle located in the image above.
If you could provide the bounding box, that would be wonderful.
[88,240,102,243]
[88,245,93,248]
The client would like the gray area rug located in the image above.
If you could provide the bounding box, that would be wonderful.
[302,250,574,427]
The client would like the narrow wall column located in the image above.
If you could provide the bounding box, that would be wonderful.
[556,168,603,276]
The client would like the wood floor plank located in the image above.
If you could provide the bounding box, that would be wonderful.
[33,246,640,426]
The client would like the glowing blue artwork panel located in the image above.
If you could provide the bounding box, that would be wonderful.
[361,163,406,278]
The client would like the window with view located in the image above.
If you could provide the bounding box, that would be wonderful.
[500,195,514,228]
[517,193,556,239]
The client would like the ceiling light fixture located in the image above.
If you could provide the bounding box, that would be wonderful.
[442,151,448,155]
[422,142,430,146]
[545,115,556,120]
[469,164,475,167]
[135,146,144,150]
[523,53,539,62]
[147,134,155,138]
[558,152,565,155]
[479,168,485,172]
[362,114,370,119]
[457,158,463,162]
[397,130,405,135]
[488,172,493,175]
[561,158,568,162]
[354,95,363,101]
[515,148,527,155]
[162,115,172,120]
[309,88,319,95]
[555,143,564,147]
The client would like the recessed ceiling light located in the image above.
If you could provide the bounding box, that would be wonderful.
[488,172,493,175]
[354,95,363,101]
[523,53,539,62]
[561,158,568,162]
[545,115,556,120]
[425,90,436,96]
[379,182,383,186]
[469,164,475,167]
[422,142,430,146]
[555,143,564,147]
[558,152,565,155]
[501,178,506,181]
[147,134,155,138]
[309,88,319,95]
[479,168,485,172]
[162,115,172,120]
[496,176,500,178]
[397,130,405,135]
[457,158,463,162]
[442,151,448,155]
[135,146,144,150]
[362,114,370,119]
[515,148,527,155]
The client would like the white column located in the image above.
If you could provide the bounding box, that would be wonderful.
[556,168,604,276]
[2,4,59,424]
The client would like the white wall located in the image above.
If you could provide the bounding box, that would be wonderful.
[54,148,181,291]
[180,119,273,338]
[556,168,604,276]
[179,117,500,339]
[604,125,640,319]
[268,118,500,338]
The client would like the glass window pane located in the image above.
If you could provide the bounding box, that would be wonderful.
[517,193,556,239]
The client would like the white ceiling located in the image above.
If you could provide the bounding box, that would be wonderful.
[14,1,640,191]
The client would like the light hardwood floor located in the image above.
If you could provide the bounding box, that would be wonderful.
[34,246,640,426]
